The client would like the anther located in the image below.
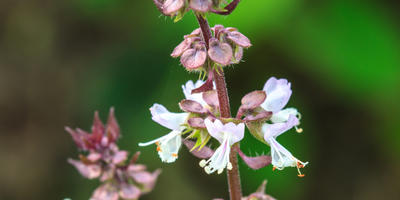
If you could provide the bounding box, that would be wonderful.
[172,153,178,157]
[156,146,162,152]
[295,127,303,133]
[272,167,276,171]
[199,160,207,167]
[227,162,233,170]
[298,174,305,178]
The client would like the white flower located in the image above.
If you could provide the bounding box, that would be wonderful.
[182,80,215,106]
[260,77,302,132]
[262,115,308,177]
[199,119,245,174]
[139,104,189,163]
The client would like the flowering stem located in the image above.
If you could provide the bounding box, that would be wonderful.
[196,14,242,200]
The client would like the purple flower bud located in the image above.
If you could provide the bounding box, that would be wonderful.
[241,91,267,110]
[66,108,120,151]
[202,90,219,108]
[190,0,212,12]
[112,150,128,164]
[171,38,192,58]
[119,183,141,199]
[180,44,207,70]
[162,0,185,15]
[179,99,208,114]
[106,107,120,145]
[68,159,101,179]
[208,38,233,66]
[187,117,206,129]
[128,167,161,193]
[91,183,119,200]
[227,31,252,48]
[243,111,273,122]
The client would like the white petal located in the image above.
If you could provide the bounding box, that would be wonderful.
[204,118,225,143]
[202,137,231,174]
[261,77,292,112]
[224,122,245,145]
[262,115,299,139]
[150,104,188,130]
[158,131,182,163]
[181,80,207,105]
[268,138,297,169]
[271,108,299,123]
[139,131,182,163]
[138,130,178,146]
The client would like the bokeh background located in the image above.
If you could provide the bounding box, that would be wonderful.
[1,0,400,199]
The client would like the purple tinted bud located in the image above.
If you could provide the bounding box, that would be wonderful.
[208,38,233,66]
[68,159,101,179]
[202,90,219,108]
[243,111,273,122]
[91,183,119,200]
[162,0,185,15]
[180,44,207,70]
[119,183,141,199]
[179,99,207,114]
[188,117,206,129]
[190,0,212,12]
[171,38,192,58]
[227,31,252,48]
[241,91,266,110]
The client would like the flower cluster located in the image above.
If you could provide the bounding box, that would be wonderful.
[171,25,251,72]
[66,108,160,200]
[140,77,308,177]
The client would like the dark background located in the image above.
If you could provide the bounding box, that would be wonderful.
[1,0,400,199]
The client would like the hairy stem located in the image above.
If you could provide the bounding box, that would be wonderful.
[196,13,242,200]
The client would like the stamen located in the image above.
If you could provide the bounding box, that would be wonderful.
[295,126,303,133]
[227,162,233,170]
[171,153,178,157]
[297,162,304,168]
[296,161,306,178]
[272,166,276,171]
[204,166,211,174]
[156,146,162,152]
[199,159,207,167]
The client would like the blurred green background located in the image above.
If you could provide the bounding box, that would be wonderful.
[1,0,400,199]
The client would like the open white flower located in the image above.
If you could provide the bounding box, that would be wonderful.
[199,119,245,174]
[139,104,189,163]
[262,115,308,177]
[260,77,302,132]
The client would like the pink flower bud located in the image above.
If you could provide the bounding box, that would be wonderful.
[180,44,207,70]
[208,38,233,66]
[179,99,207,114]
[190,0,212,12]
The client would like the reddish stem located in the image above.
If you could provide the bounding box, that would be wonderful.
[196,14,242,200]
